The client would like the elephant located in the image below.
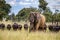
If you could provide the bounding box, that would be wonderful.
[29,12,46,32]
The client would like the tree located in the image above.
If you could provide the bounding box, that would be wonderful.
[53,10,59,22]
[10,13,16,21]
[57,13,60,22]
[16,7,39,21]
[43,7,52,22]
[39,0,48,12]
[38,0,54,22]
[0,0,11,20]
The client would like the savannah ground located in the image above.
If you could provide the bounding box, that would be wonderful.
[0,21,60,40]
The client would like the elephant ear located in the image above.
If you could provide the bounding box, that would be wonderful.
[35,13,40,22]
[29,12,35,22]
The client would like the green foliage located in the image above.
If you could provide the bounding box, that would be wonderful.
[16,7,39,21]
[39,0,48,11]
[57,13,60,22]
[0,0,11,20]
[10,13,16,21]
[53,10,60,22]
[43,8,52,22]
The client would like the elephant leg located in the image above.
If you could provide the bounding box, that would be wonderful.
[40,20,46,31]
[35,22,40,31]
[42,24,46,32]
[42,27,45,31]
[29,23,34,32]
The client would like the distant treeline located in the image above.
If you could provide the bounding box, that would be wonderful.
[6,7,60,22]
[0,0,60,22]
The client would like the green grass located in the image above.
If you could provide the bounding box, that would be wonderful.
[0,21,60,40]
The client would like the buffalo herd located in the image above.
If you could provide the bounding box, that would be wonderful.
[0,23,28,31]
[48,25,60,32]
[0,23,60,32]
[0,12,60,32]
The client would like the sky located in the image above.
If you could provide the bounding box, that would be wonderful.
[5,0,60,15]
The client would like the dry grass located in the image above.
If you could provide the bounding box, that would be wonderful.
[0,21,60,40]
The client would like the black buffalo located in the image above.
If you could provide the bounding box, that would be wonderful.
[7,24,11,30]
[48,25,60,32]
[0,23,5,30]
[24,24,28,30]
[12,23,18,30]
[18,24,22,30]
[0,24,1,29]
[38,24,47,31]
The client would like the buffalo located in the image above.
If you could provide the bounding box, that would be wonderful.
[18,24,22,30]
[38,24,47,31]
[0,24,1,29]
[24,24,28,30]
[48,25,60,32]
[7,24,11,30]
[0,23,5,30]
[12,23,18,30]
